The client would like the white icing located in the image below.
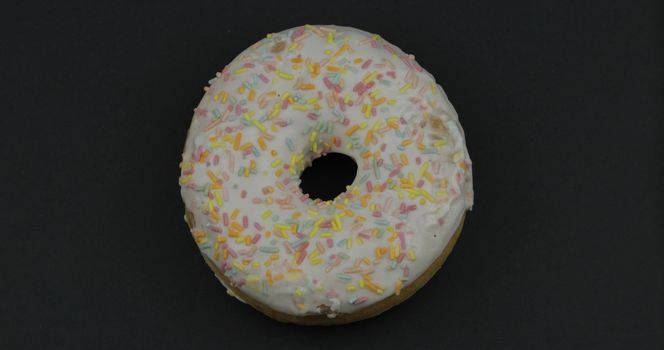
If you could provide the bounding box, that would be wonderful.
[180,25,473,318]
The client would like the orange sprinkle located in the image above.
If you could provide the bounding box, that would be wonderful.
[233,133,242,150]
[345,124,360,136]
[258,137,267,150]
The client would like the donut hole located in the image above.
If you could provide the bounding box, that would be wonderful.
[299,153,357,201]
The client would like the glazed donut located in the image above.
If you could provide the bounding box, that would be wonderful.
[179,25,473,325]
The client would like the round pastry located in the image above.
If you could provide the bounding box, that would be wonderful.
[179,25,473,325]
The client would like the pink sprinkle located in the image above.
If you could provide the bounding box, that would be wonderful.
[240,190,247,198]
[389,168,400,177]
[298,242,310,252]
[354,296,368,305]
[227,248,237,258]
[353,81,365,93]
[361,59,372,69]
[437,217,445,226]
[252,234,261,244]
[291,27,305,40]
[416,179,425,188]
[396,222,406,230]
[213,155,220,166]
[307,113,318,120]
[254,222,264,230]
[366,181,373,192]
[242,216,248,228]
[416,157,421,165]
[387,71,396,79]
[372,211,382,218]
[258,74,269,84]
[326,291,338,298]
[371,107,377,116]
[323,77,334,90]
[397,253,405,263]
[326,238,334,248]
[210,225,222,233]
[284,242,294,254]
[398,232,406,249]
[243,62,255,68]
[235,104,242,115]
[296,251,307,265]
[380,143,387,152]
[403,266,410,278]
[222,212,229,226]
[377,159,383,167]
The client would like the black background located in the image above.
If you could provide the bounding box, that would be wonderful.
[2,0,663,349]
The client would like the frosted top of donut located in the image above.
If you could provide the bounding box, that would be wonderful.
[180,25,473,317]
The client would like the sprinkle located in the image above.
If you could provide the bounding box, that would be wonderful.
[275,70,293,80]
[395,280,402,296]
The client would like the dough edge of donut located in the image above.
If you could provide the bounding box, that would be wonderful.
[195,212,467,326]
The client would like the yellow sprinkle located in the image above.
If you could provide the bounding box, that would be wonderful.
[271,158,282,168]
[434,139,448,147]
[214,191,223,207]
[346,284,357,292]
[308,225,319,239]
[363,71,379,83]
[334,214,342,232]
[421,190,434,202]
[234,67,248,75]
[395,280,402,296]
[310,131,317,142]
[305,97,318,104]
[261,210,272,220]
[400,153,409,165]
[346,237,352,249]
[231,208,240,220]
[233,133,242,150]
[307,209,319,217]
[292,104,308,111]
[327,32,334,44]
[419,161,429,177]
[401,139,412,146]
[252,119,265,132]
[294,288,303,297]
[361,151,372,159]
[407,248,417,261]
[275,70,293,80]
[399,83,411,93]
[387,98,397,105]
[232,261,245,271]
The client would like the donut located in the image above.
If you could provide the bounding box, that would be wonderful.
[179,25,474,325]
